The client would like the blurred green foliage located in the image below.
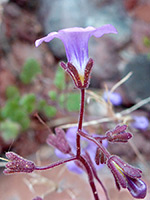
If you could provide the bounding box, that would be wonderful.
[54,66,66,90]
[0,64,81,142]
[20,58,41,84]
[38,99,57,118]
[6,85,20,99]
[143,36,150,48]
[48,90,57,101]
[65,92,80,112]
[0,120,20,142]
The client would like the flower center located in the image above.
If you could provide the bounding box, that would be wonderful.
[79,74,85,85]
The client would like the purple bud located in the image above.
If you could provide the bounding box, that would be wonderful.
[95,147,107,165]
[107,155,147,198]
[47,128,71,154]
[126,177,147,199]
[131,116,149,130]
[108,155,142,178]
[4,152,35,174]
[107,156,127,188]
[106,125,132,143]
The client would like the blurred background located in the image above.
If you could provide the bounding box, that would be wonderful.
[0,0,150,199]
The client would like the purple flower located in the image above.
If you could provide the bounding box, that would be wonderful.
[35,25,117,88]
[55,127,108,174]
[103,91,122,106]
[4,152,35,175]
[107,155,147,199]
[131,116,149,130]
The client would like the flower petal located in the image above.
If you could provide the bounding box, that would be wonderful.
[35,32,58,47]
[92,24,118,38]
[126,177,147,199]
[35,25,117,77]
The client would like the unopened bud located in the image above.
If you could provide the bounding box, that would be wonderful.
[4,152,35,174]
[95,147,107,165]
[47,128,71,154]
[106,125,132,143]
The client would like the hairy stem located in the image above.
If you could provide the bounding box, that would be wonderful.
[93,169,110,200]
[78,156,100,200]
[76,88,100,200]
[78,130,111,158]
[76,89,85,156]
[35,156,76,171]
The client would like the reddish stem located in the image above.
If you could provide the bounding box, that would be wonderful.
[76,89,85,156]
[78,130,111,158]
[35,156,76,171]
[78,156,100,200]
[76,88,100,200]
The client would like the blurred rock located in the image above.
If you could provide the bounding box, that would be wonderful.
[2,2,42,43]
[133,3,150,23]
[91,1,132,47]
[121,54,150,104]
[132,20,150,53]
[9,0,39,10]
[0,68,15,98]
[90,37,121,83]
[124,0,138,11]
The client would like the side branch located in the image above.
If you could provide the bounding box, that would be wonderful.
[78,130,110,158]
[35,156,77,171]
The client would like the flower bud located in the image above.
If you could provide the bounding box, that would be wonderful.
[47,128,71,154]
[107,155,147,199]
[95,147,107,165]
[4,152,35,174]
[106,125,132,143]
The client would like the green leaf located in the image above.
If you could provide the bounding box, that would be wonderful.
[143,36,150,47]
[54,66,66,90]
[20,93,36,113]
[20,58,41,84]
[58,93,66,108]
[43,105,57,118]
[66,92,80,112]
[1,99,30,130]
[37,99,47,111]
[0,120,20,142]
[1,99,20,119]
[48,90,57,101]
[6,86,20,99]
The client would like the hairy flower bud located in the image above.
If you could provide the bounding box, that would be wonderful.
[107,155,147,199]
[4,152,35,174]
[47,128,71,154]
[106,125,132,143]
[95,147,107,165]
